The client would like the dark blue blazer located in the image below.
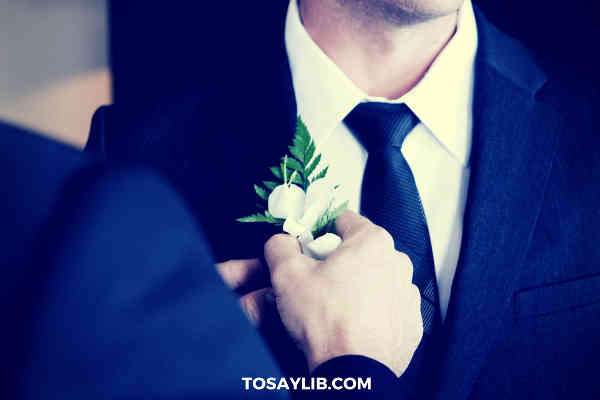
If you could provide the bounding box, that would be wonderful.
[86,5,600,399]
[0,123,287,399]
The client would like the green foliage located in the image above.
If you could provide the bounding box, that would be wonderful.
[305,142,316,168]
[263,181,279,190]
[269,166,283,180]
[312,200,349,238]
[238,116,339,234]
[285,117,325,190]
[236,212,285,226]
[310,167,329,184]
[254,185,268,201]
[284,157,304,177]
[305,153,321,179]
[329,200,350,221]
[289,118,311,164]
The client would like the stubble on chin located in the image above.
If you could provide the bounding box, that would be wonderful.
[336,0,458,26]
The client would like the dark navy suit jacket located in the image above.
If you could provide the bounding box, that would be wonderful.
[85,3,600,398]
[0,123,290,399]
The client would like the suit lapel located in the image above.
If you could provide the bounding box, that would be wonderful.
[433,11,559,400]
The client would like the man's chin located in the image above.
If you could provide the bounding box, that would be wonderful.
[344,0,462,25]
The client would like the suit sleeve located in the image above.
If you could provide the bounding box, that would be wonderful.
[307,355,404,399]
[16,167,283,399]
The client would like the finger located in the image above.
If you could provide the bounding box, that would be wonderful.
[264,234,315,287]
[239,287,276,327]
[334,210,372,240]
[396,252,414,283]
[216,259,270,294]
[264,234,303,274]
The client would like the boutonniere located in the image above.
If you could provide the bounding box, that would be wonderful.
[237,117,348,259]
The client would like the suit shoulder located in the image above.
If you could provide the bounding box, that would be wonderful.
[475,7,547,95]
[537,81,600,209]
[536,78,598,153]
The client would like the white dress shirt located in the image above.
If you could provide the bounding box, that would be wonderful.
[285,0,478,320]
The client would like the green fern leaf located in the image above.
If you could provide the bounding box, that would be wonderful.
[264,211,285,226]
[284,157,304,175]
[290,172,303,185]
[270,166,283,181]
[236,213,270,223]
[237,212,284,226]
[329,200,349,220]
[254,184,268,201]
[311,200,349,237]
[263,181,279,191]
[305,141,316,166]
[311,166,329,183]
[289,146,305,164]
[305,153,322,178]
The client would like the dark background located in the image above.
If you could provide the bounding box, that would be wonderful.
[108,1,599,104]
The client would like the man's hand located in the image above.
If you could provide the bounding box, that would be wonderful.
[265,211,422,376]
[216,258,273,325]
[218,211,423,376]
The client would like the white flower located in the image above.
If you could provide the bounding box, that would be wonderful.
[300,180,334,229]
[267,183,305,219]
[270,181,342,260]
[306,233,343,260]
[297,230,315,256]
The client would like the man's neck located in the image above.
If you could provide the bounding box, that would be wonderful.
[299,0,459,99]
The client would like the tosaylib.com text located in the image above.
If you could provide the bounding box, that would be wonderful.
[242,376,372,391]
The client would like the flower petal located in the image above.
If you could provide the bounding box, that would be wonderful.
[301,181,334,230]
[298,230,315,255]
[283,218,307,237]
[306,233,342,260]
[305,180,331,210]
[268,184,306,219]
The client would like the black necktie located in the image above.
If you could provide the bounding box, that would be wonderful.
[345,102,441,395]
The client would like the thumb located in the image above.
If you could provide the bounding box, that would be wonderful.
[264,233,315,282]
[335,210,372,240]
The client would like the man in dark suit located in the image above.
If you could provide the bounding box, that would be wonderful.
[87,0,600,398]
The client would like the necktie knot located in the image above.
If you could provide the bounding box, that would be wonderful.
[344,102,419,152]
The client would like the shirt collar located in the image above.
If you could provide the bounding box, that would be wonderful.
[285,0,478,166]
